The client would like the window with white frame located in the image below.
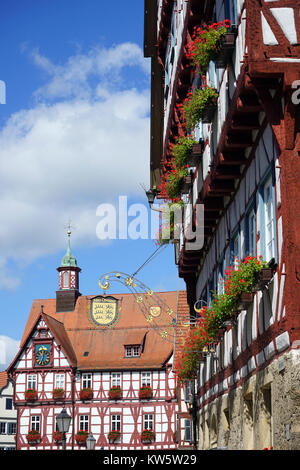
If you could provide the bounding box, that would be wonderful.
[27,374,37,390]
[184,381,192,403]
[7,422,16,435]
[111,373,121,388]
[143,414,154,431]
[125,345,140,358]
[0,422,6,434]
[264,176,276,262]
[111,414,121,432]
[82,373,92,389]
[30,415,40,432]
[55,374,65,389]
[79,415,89,432]
[141,372,151,387]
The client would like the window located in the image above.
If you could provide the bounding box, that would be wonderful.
[30,416,40,432]
[27,374,37,390]
[264,176,276,262]
[230,229,240,266]
[63,271,69,288]
[245,205,256,257]
[79,415,89,432]
[208,275,215,305]
[6,398,13,410]
[224,0,238,27]
[0,422,6,434]
[82,373,92,389]
[143,414,154,431]
[141,372,151,387]
[184,419,192,442]
[55,374,65,389]
[184,381,192,403]
[7,423,16,435]
[111,415,121,432]
[125,345,140,358]
[111,373,121,388]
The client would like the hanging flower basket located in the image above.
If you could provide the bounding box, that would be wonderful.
[75,430,88,446]
[52,388,65,400]
[108,430,121,443]
[26,430,41,445]
[79,387,93,401]
[141,429,156,444]
[52,431,63,445]
[215,32,236,68]
[108,386,122,400]
[25,389,38,402]
[139,385,153,400]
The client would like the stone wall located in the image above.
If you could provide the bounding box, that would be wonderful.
[197,348,300,450]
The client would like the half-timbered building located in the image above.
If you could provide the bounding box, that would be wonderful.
[7,238,189,450]
[144,0,300,450]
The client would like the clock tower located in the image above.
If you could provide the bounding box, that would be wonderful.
[56,229,81,313]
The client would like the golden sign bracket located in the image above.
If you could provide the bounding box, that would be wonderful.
[97,271,178,343]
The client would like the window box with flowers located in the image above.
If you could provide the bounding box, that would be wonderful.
[156,201,183,247]
[108,386,122,400]
[215,30,236,68]
[141,429,155,444]
[52,431,63,445]
[79,387,93,401]
[174,256,269,382]
[139,385,153,400]
[182,87,219,127]
[52,388,65,400]
[108,430,121,443]
[75,430,88,446]
[25,389,38,402]
[186,20,231,73]
[26,430,41,445]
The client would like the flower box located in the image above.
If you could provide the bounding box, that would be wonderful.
[52,431,63,444]
[25,389,38,402]
[181,174,193,194]
[108,386,122,400]
[186,143,203,167]
[254,267,274,291]
[139,385,153,400]
[141,429,155,444]
[108,430,121,443]
[52,388,65,400]
[75,430,88,446]
[79,387,93,401]
[26,430,41,445]
[215,32,236,68]
[202,100,217,123]
[238,292,255,310]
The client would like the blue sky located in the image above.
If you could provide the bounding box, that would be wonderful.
[0,0,186,370]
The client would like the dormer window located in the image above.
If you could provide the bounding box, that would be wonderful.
[125,345,140,358]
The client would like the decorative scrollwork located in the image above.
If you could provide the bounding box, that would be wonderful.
[98,271,179,343]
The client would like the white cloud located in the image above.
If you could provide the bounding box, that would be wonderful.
[0,42,151,289]
[0,335,20,371]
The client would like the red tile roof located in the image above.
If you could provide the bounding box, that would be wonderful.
[17,290,189,371]
[0,371,8,390]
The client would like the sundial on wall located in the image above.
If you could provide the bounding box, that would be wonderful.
[96,271,181,343]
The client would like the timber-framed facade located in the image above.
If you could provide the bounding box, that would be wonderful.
[144,0,300,450]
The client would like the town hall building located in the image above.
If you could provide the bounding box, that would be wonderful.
[7,233,190,450]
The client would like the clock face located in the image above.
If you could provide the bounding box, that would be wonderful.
[35,344,51,366]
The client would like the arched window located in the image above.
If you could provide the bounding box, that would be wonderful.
[63,271,69,289]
